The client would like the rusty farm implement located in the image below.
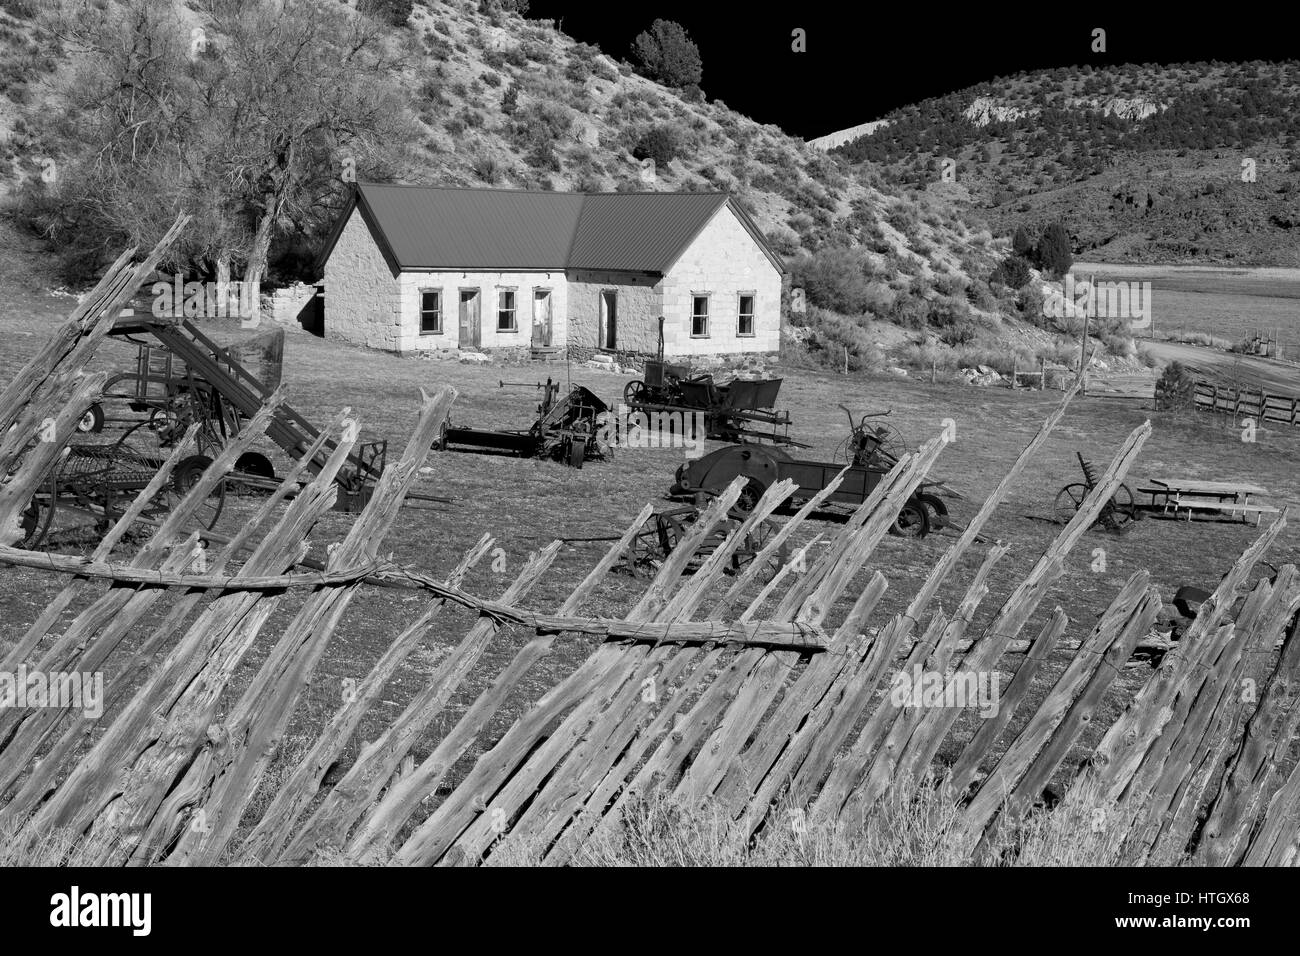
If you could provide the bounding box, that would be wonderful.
[434,377,611,467]
[13,289,445,551]
[1054,451,1140,532]
[621,318,805,447]
[668,404,958,539]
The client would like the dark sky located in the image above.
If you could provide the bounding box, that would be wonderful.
[527,3,1297,139]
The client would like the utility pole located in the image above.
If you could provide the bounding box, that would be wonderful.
[1076,272,1093,394]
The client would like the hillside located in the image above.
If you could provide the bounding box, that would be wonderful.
[826,61,1300,267]
[0,0,1144,380]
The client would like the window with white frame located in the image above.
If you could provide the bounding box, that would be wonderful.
[497,288,517,332]
[691,294,710,337]
[737,293,755,336]
[419,289,442,334]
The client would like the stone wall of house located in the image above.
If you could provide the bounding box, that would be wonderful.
[271,282,322,334]
[660,204,783,358]
[565,271,662,356]
[323,208,401,350]
[395,270,568,353]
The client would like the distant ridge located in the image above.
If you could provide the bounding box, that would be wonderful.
[807,119,890,151]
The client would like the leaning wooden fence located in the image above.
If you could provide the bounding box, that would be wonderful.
[1,231,1299,866]
[1193,379,1300,427]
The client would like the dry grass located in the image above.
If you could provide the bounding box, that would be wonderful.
[478,784,1140,867]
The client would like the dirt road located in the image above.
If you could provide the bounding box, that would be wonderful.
[1144,340,1300,394]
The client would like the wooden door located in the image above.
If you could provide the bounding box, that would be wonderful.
[599,290,617,350]
[532,290,552,347]
[459,290,480,348]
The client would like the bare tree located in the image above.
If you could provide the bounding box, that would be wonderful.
[25,0,417,303]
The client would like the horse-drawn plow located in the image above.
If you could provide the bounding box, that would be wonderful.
[2,224,1299,867]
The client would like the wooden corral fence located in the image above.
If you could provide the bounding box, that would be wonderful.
[2,230,1300,866]
[1193,379,1300,428]
[1083,373,1157,402]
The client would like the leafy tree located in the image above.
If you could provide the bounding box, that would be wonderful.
[1011,224,1036,258]
[631,19,702,89]
[990,253,1032,289]
[632,123,686,168]
[366,0,412,26]
[1156,360,1196,410]
[1035,222,1073,277]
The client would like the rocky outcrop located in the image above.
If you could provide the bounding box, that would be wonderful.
[1069,96,1166,120]
[963,96,1039,127]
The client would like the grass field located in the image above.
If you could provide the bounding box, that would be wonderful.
[1073,261,1300,357]
[3,291,1300,859]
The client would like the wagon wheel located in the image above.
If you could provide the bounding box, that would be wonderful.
[34,438,120,548]
[890,501,930,538]
[733,478,767,516]
[1053,483,1088,525]
[624,517,667,577]
[168,454,227,533]
[1100,483,1140,533]
[738,517,789,583]
[624,380,647,406]
[1053,482,1139,531]
[105,423,226,543]
[17,478,57,550]
[866,423,909,466]
[656,510,688,556]
[835,422,908,467]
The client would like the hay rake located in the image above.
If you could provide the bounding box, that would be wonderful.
[1054,451,1139,532]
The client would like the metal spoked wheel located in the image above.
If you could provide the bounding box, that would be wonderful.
[733,478,767,516]
[1101,483,1139,532]
[624,380,648,406]
[739,516,789,583]
[1053,483,1089,526]
[834,422,910,468]
[1053,482,1139,532]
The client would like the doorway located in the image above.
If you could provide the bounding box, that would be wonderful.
[459,289,481,348]
[599,290,617,350]
[532,290,552,348]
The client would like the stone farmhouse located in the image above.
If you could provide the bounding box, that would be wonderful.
[316,184,785,360]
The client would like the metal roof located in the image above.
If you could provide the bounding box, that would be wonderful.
[320,184,782,276]
[565,191,729,272]
[356,184,584,270]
